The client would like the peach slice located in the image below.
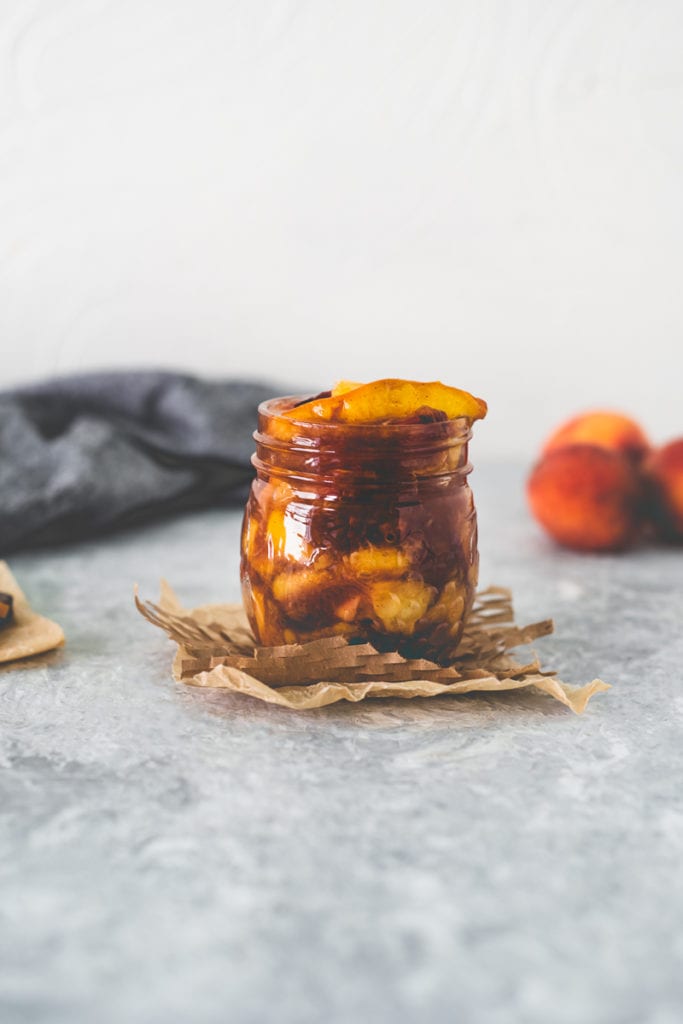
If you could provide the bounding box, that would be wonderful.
[543,410,650,463]
[285,379,487,425]
[331,379,363,397]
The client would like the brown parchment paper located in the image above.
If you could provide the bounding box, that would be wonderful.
[136,583,610,714]
[0,562,65,665]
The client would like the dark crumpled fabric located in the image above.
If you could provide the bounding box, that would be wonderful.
[0,371,284,553]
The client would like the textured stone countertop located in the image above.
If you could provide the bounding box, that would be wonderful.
[1,464,682,1024]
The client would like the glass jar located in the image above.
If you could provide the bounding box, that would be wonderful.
[240,397,479,663]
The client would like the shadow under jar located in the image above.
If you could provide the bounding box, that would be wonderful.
[240,397,479,663]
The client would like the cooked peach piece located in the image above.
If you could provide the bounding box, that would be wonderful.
[271,568,322,606]
[370,580,436,633]
[284,379,487,425]
[543,410,650,462]
[645,439,683,541]
[346,545,409,577]
[244,587,267,639]
[419,580,466,628]
[331,379,363,396]
[527,444,643,551]
[334,593,363,622]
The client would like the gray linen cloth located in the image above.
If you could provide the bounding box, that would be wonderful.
[0,371,282,552]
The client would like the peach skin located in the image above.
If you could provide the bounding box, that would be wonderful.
[542,411,650,463]
[645,439,683,542]
[527,444,643,552]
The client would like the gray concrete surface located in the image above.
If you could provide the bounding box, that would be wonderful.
[1,464,682,1024]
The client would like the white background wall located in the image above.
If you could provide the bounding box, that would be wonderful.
[1,0,682,459]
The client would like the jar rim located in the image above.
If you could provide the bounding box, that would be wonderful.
[258,395,474,439]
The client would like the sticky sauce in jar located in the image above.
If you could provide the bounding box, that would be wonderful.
[240,381,485,663]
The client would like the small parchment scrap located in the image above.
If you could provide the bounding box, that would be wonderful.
[136,583,610,714]
[0,562,65,665]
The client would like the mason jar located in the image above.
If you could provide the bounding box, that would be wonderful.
[240,396,479,663]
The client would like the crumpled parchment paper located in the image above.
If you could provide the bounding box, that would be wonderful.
[136,583,610,714]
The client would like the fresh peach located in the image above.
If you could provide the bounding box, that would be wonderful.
[527,444,643,552]
[644,439,683,542]
[543,411,650,463]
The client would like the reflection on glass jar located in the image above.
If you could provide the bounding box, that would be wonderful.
[240,397,479,663]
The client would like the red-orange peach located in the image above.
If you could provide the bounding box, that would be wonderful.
[542,411,650,463]
[527,444,643,552]
[644,439,683,542]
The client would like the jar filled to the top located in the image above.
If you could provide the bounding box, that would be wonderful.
[240,380,487,664]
